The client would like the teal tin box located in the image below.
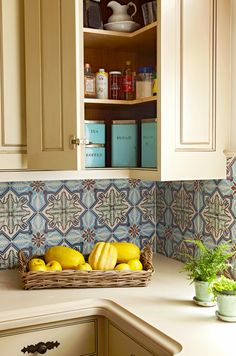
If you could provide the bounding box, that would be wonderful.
[85,120,105,144]
[111,120,137,167]
[85,144,105,168]
[141,119,157,168]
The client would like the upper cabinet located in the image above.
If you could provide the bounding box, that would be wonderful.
[228,0,236,155]
[159,0,230,180]
[0,0,26,169]
[24,0,230,181]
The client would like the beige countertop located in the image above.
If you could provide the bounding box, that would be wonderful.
[0,254,234,356]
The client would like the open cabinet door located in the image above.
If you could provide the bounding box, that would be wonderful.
[160,0,230,181]
[24,0,83,170]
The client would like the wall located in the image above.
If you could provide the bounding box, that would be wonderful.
[0,179,156,269]
[1,157,236,270]
[156,157,236,262]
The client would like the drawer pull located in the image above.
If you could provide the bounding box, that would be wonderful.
[21,341,60,354]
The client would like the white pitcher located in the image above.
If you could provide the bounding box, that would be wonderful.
[107,1,137,23]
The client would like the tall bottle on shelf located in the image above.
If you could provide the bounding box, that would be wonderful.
[84,63,96,98]
[121,60,135,100]
[96,68,108,99]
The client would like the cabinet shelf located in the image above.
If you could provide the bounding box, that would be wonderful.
[83,22,157,52]
[84,96,157,108]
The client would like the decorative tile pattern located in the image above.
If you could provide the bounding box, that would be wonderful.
[0,180,156,269]
[156,158,236,266]
[201,190,234,241]
[0,190,34,236]
[171,186,196,234]
[2,157,236,270]
[139,185,156,224]
[93,185,130,229]
[42,187,86,233]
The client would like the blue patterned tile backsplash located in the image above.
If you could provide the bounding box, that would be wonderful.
[156,157,236,262]
[1,157,236,269]
[0,179,156,269]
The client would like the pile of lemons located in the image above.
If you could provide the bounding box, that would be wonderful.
[28,242,143,272]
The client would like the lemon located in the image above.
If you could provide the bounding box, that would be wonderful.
[127,259,143,270]
[114,263,131,271]
[112,242,140,263]
[44,246,85,269]
[46,260,62,271]
[28,258,47,272]
[76,263,92,271]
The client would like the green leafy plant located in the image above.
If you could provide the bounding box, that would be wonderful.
[182,240,234,283]
[210,276,236,298]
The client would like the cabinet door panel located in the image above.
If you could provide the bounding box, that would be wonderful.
[108,323,154,356]
[0,0,26,169]
[24,0,83,170]
[160,0,230,180]
[177,0,215,149]
[0,318,98,356]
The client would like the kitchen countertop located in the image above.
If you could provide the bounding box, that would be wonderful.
[0,254,234,356]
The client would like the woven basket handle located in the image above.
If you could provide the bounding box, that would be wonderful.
[141,244,154,272]
[18,250,28,273]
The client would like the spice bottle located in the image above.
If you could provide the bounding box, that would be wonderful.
[109,71,122,100]
[84,63,96,98]
[121,61,135,100]
[96,68,108,99]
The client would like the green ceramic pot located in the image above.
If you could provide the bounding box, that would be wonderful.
[194,280,214,302]
[217,293,236,317]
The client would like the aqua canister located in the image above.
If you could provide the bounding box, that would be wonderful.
[96,68,108,99]
[85,120,105,144]
[85,144,105,168]
[141,118,157,168]
[111,120,137,167]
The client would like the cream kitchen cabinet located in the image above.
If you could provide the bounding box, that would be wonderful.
[0,313,175,356]
[227,0,236,156]
[108,322,155,356]
[0,316,103,356]
[0,0,26,169]
[24,0,230,181]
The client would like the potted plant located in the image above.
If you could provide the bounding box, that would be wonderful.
[211,276,236,321]
[182,240,234,306]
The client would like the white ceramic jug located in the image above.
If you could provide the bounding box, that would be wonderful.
[107,1,137,23]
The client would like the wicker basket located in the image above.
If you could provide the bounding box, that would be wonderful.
[18,245,154,290]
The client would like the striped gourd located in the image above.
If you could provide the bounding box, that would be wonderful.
[88,242,118,270]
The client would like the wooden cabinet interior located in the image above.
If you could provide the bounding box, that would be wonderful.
[83,21,158,169]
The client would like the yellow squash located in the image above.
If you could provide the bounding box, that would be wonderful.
[44,246,85,269]
[112,242,140,263]
[88,242,118,270]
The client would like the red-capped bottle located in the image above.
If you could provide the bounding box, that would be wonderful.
[121,60,135,100]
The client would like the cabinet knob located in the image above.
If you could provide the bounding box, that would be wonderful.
[21,341,60,354]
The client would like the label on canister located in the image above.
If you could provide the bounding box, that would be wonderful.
[141,119,157,168]
[85,144,105,168]
[111,120,137,167]
[96,69,108,99]
[85,121,105,145]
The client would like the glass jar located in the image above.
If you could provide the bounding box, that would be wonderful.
[84,63,96,98]
[136,66,154,99]
[109,71,122,100]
